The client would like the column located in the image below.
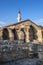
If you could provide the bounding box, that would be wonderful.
[8,29,14,40]
[24,26,30,42]
[26,27,30,42]
[0,30,3,40]
[37,29,42,43]
[17,28,21,40]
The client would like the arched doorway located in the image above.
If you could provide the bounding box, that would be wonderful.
[29,25,37,42]
[12,29,18,40]
[20,28,26,42]
[2,28,9,40]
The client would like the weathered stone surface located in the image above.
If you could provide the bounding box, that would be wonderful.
[0,58,41,65]
[0,40,43,62]
[38,44,43,61]
[0,20,43,43]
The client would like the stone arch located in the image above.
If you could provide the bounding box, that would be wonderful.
[2,28,9,40]
[20,28,26,42]
[12,29,18,40]
[29,25,37,42]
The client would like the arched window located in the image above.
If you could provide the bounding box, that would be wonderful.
[20,28,26,42]
[12,29,18,40]
[29,25,37,41]
[2,28,9,40]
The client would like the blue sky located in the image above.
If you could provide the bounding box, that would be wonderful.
[0,0,43,27]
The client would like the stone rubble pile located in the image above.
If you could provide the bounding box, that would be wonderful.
[0,40,43,62]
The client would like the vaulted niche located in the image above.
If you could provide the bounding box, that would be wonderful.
[2,28,9,40]
[12,29,18,40]
[29,25,37,42]
[20,28,26,42]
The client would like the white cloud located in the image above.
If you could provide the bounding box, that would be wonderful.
[38,18,43,22]
[36,18,43,26]
[0,21,6,27]
[32,18,43,26]
[0,21,6,24]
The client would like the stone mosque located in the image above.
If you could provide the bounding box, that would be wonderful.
[0,11,43,43]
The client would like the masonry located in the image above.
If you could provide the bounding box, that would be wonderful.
[0,40,43,62]
[0,19,43,43]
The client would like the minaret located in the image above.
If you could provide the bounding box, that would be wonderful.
[17,10,21,22]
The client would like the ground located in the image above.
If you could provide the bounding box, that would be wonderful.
[0,58,43,65]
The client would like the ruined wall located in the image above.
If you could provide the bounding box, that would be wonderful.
[0,40,43,62]
[0,20,43,43]
[0,26,42,43]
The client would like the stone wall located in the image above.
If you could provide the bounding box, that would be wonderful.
[38,44,43,61]
[0,40,43,62]
[0,20,43,43]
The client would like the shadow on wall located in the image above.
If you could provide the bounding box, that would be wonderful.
[2,28,9,40]
[29,25,38,42]
[12,29,18,40]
